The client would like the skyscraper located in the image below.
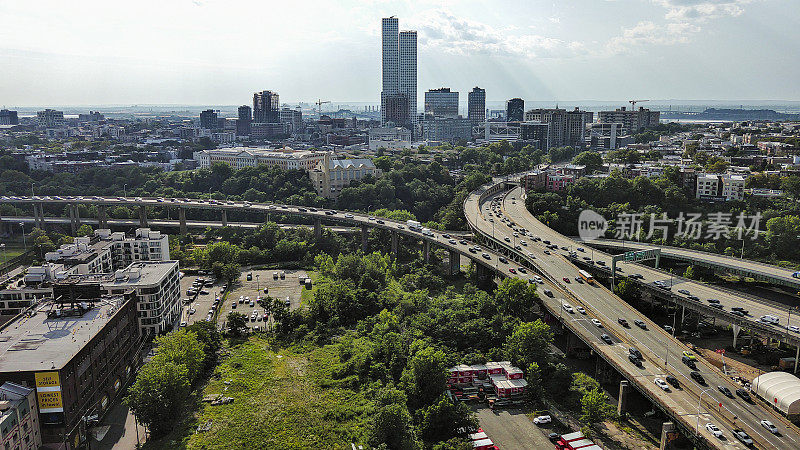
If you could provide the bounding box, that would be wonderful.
[424,88,459,118]
[381,17,417,133]
[468,87,486,125]
[506,98,524,122]
[200,109,219,129]
[237,105,252,136]
[253,90,280,123]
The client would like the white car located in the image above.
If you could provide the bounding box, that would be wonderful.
[591,319,603,327]
[760,420,779,434]
[654,378,670,392]
[180,321,187,327]
[533,276,543,284]
[345,213,354,219]
[577,307,586,315]
[705,423,723,438]
[787,325,800,333]
[562,303,574,314]
[533,415,551,425]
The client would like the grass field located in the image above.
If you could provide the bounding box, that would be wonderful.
[148,337,371,449]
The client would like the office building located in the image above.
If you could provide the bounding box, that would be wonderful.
[36,109,65,128]
[424,88,459,118]
[279,108,303,133]
[524,107,588,148]
[520,122,550,151]
[309,153,383,198]
[78,111,104,122]
[237,105,252,136]
[193,147,326,171]
[588,122,632,150]
[506,98,524,122]
[696,173,745,201]
[421,117,473,143]
[0,382,41,450]
[253,90,280,124]
[381,17,417,132]
[0,291,139,448]
[250,122,286,140]
[199,109,219,130]
[468,87,486,125]
[0,109,19,125]
[597,106,660,134]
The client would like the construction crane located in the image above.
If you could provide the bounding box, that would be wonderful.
[629,99,649,108]
[316,99,330,117]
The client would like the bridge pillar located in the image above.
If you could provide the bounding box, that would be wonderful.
[68,204,77,235]
[139,206,148,228]
[314,218,322,239]
[732,324,741,348]
[423,240,430,263]
[617,380,631,416]
[98,205,108,229]
[390,231,399,259]
[178,208,187,235]
[361,224,369,252]
[449,250,460,276]
[73,205,80,232]
[221,210,228,227]
[795,345,799,374]
[659,422,676,450]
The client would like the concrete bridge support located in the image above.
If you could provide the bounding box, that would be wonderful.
[34,203,45,229]
[361,224,369,252]
[314,218,322,240]
[391,231,399,259]
[98,205,108,229]
[423,240,430,263]
[732,324,741,348]
[68,204,78,235]
[618,380,631,416]
[449,250,461,276]
[139,206,148,228]
[178,208,187,235]
[221,210,228,227]
[659,422,676,450]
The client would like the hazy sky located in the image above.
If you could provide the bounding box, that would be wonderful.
[1,0,798,106]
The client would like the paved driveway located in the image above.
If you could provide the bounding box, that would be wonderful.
[472,405,554,450]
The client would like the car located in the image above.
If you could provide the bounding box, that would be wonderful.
[518,267,527,273]
[788,325,800,333]
[533,415,552,425]
[629,354,643,367]
[678,289,690,295]
[688,295,700,301]
[707,298,720,304]
[706,423,723,438]
[665,376,680,389]
[368,216,376,221]
[618,318,630,328]
[482,253,491,260]
[576,307,586,315]
[735,389,752,402]
[533,276,543,284]
[591,319,603,327]
[231,302,237,309]
[508,268,516,274]
[577,247,584,252]
[574,276,582,283]
[634,319,647,330]
[344,213,354,219]
[629,273,643,279]
[520,240,527,246]
[690,371,706,385]
[449,239,457,244]
[547,433,560,443]
[718,386,733,398]
[543,289,553,297]
[499,257,508,264]
[180,321,187,327]
[731,310,745,317]
[596,260,606,266]
[600,334,613,344]
[654,378,670,391]
[682,356,698,369]
[760,420,779,435]
[562,303,574,313]
[629,347,642,359]
[561,277,571,284]
[682,351,697,360]
[663,325,674,333]
[732,429,754,447]
[504,237,511,242]
[543,250,551,255]
[459,240,467,245]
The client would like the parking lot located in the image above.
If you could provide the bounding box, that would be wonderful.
[222,268,310,331]
[179,272,225,326]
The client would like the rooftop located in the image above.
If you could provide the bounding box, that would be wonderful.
[0,297,127,373]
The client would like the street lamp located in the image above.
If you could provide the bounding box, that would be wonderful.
[19,222,26,251]
[0,243,5,276]
[123,183,127,198]
[695,388,715,435]
[256,274,260,293]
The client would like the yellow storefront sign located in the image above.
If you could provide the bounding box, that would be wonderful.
[37,390,63,412]
[35,371,61,388]
[35,371,64,413]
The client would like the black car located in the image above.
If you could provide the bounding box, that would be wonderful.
[600,334,613,344]
[376,219,385,224]
[628,354,642,367]
[548,433,560,443]
[682,356,698,369]
[718,386,734,398]
[736,389,752,402]
[629,347,642,359]
[499,257,508,264]
[543,289,554,297]
[618,318,630,328]
[690,371,706,385]
[665,375,680,389]
[634,319,647,330]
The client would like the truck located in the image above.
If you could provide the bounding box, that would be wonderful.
[407,220,422,231]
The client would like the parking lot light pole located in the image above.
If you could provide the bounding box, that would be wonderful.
[256,274,260,293]
[695,388,714,435]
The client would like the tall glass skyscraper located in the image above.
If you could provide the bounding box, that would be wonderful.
[381,17,417,133]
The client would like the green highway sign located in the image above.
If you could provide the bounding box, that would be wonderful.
[623,249,660,263]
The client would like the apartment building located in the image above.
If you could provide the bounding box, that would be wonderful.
[523,107,588,148]
[0,382,41,450]
[597,106,660,134]
[696,173,745,201]
[309,153,383,198]
[94,228,170,268]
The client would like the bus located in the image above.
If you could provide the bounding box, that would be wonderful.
[578,270,594,285]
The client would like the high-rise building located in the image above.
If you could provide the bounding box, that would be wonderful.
[237,105,252,136]
[381,17,417,133]
[253,90,280,123]
[279,108,303,133]
[506,98,524,122]
[0,109,18,125]
[468,87,486,125]
[597,106,660,134]
[424,88,459,118]
[199,109,219,129]
[524,107,588,149]
[36,109,65,128]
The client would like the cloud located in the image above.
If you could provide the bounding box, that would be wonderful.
[607,20,700,53]
[410,10,586,60]
[653,0,752,21]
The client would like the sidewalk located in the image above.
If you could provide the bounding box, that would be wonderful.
[90,399,147,450]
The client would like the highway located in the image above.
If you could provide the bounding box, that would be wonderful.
[465,181,800,449]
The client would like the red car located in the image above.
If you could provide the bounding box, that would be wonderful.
[509,268,517,274]
[562,277,570,283]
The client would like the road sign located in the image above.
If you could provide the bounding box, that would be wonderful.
[622,249,660,263]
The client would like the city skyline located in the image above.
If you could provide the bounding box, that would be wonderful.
[1,0,799,106]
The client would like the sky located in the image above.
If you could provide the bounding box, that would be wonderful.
[1,0,799,106]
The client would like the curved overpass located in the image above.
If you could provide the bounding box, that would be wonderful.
[584,239,800,290]
[465,178,800,450]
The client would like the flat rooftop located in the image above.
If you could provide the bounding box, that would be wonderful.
[0,297,127,373]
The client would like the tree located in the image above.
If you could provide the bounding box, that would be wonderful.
[152,330,206,383]
[580,387,613,424]
[76,224,93,237]
[504,320,553,369]
[417,395,477,442]
[186,321,222,368]
[572,151,603,173]
[494,278,538,320]
[125,361,190,437]
[368,387,416,449]
[705,156,729,174]
[525,362,544,401]
[781,176,800,199]
[401,345,449,408]
[227,312,249,337]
